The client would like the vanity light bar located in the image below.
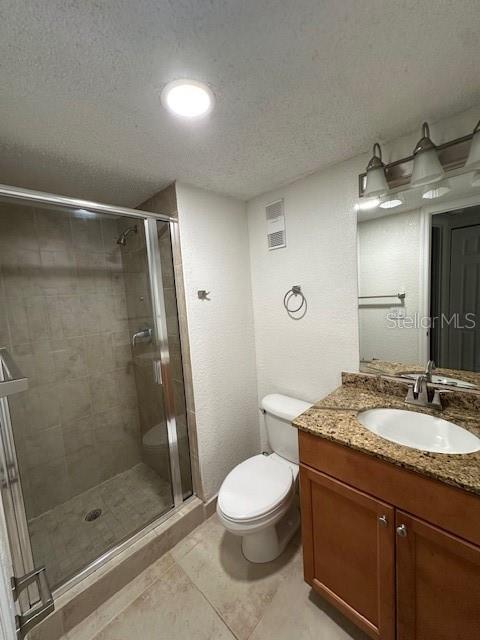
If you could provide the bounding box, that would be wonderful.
[358,129,476,198]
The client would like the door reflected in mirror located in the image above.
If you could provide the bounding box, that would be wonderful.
[357,187,480,389]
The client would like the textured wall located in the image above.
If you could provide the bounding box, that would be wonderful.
[175,183,259,499]
[247,157,362,444]
[358,209,422,363]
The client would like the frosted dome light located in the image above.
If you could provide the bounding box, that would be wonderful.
[161,80,214,118]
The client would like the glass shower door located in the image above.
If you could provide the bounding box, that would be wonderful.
[0,200,190,595]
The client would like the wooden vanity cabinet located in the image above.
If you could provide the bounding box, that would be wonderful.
[395,511,480,640]
[299,431,480,640]
[300,467,395,639]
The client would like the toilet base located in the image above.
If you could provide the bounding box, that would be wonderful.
[241,502,300,563]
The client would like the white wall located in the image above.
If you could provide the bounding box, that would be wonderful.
[247,156,362,430]
[358,209,422,363]
[176,183,259,500]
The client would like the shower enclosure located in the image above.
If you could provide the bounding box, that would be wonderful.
[0,185,193,636]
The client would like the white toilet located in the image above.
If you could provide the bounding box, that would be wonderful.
[217,393,312,563]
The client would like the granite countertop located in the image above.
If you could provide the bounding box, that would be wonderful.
[292,374,480,496]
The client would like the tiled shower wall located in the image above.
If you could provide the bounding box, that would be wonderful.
[0,203,142,518]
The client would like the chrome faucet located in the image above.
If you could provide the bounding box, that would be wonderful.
[406,373,443,409]
[413,374,426,400]
[132,327,152,347]
[425,360,436,383]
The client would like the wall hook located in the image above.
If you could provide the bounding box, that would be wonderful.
[197,290,210,300]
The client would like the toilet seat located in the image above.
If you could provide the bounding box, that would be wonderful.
[218,454,295,523]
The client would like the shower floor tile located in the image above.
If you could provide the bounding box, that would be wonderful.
[28,463,173,588]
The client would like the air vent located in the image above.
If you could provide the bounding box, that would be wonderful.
[266,199,286,250]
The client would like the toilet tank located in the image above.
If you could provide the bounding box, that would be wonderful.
[261,394,312,464]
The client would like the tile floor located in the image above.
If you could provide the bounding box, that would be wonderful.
[62,513,368,640]
[29,463,173,587]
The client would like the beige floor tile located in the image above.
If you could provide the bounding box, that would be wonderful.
[249,554,368,640]
[62,552,175,640]
[92,562,235,640]
[174,514,301,640]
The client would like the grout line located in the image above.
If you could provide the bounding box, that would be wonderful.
[176,562,241,640]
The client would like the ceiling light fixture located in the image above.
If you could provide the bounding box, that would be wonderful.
[363,143,389,198]
[410,122,444,188]
[422,179,451,200]
[161,79,214,118]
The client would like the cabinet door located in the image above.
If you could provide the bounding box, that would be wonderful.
[396,510,480,640]
[300,466,395,640]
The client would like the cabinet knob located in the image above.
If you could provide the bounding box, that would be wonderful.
[378,515,388,527]
[396,524,407,537]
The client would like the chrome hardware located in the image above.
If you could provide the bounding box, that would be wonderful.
[358,292,405,301]
[12,566,54,639]
[413,374,426,399]
[378,515,388,527]
[425,360,436,383]
[405,375,443,409]
[131,327,152,347]
[153,359,163,385]
[197,290,210,300]
[396,524,407,537]
[0,349,28,398]
[1,461,18,488]
[283,285,307,317]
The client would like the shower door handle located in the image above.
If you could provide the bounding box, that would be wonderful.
[0,348,28,398]
[153,359,163,385]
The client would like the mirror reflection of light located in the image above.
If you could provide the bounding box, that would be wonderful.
[75,208,96,218]
[379,196,403,209]
[422,180,451,199]
[354,197,380,212]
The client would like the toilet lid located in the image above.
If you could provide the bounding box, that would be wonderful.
[142,424,164,447]
[218,455,294,521]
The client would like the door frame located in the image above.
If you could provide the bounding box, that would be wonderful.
[418,192,480,364]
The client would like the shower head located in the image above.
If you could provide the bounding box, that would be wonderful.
[117,224,138,246]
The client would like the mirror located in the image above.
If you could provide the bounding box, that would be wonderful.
[357,172,480,389]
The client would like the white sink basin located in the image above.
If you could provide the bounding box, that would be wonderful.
[357,408,480,454]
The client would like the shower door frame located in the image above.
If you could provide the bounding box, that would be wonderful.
[0,184,191,599]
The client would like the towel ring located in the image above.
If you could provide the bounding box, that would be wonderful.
[283,285,306,314]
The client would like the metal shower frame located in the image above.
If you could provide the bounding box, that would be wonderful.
[0,183,190,600]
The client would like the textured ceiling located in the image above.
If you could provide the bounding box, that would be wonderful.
[1,1,480,207]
